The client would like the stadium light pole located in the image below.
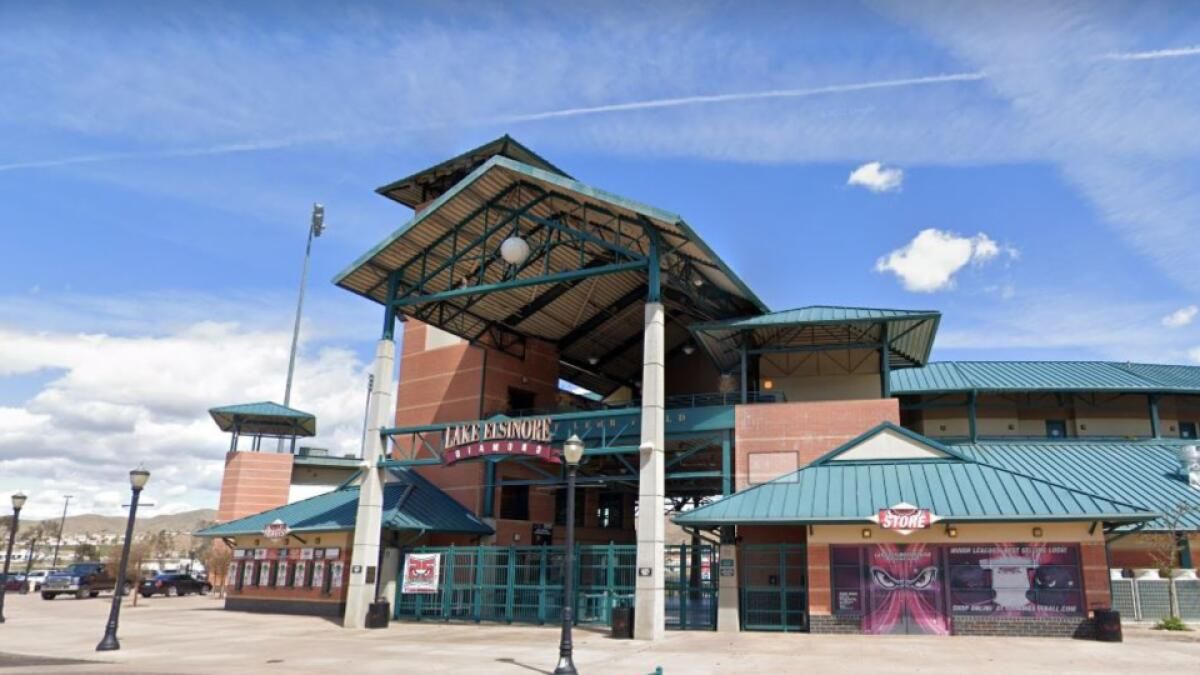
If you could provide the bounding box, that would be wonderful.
[51,495,72,568]
[279,203,325,451]
[554,435,585,675]
[96,469,149,652]
[0,492,28,623]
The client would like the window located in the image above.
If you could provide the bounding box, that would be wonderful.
[597,492,624,529]
[507,387,536,415]
[554,486,585,527]
[830,546,864,617]
[500,485,530,520]
[1181,422,1197,439]
[1045,420,1068,438]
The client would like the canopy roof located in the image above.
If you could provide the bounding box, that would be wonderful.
[197,468,493,537]
[208,401,316,438]
[376,135,571,209]
[674,423,1154,527]
[690,305,940,374]
[892,361,1200,395]
[955,440,1200,532]
[335,142,767,394]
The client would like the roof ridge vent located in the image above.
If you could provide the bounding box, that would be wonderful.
[1179,445,1200,490]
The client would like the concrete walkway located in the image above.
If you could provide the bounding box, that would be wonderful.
[0,593,1197,674]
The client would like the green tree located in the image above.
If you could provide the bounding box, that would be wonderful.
[74,542,100,562]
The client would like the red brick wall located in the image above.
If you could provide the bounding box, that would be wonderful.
[1081,541,1111,610]
[808,544,832,616]
[733,399,900,490]
[216,452,293,524]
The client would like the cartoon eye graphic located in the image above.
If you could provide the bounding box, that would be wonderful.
[911,566,938,590]
[871,567,900,590]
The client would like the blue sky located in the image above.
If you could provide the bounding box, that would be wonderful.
[2,1,1199,517]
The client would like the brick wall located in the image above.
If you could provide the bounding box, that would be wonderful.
[734,399,900,490]
[1081,541,1112,610]
[215,452,293,524]
[951,615,1096,638]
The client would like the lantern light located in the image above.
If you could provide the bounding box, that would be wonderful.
[562,435,585,466]
[499,236,531,266]
[11,492,27,510]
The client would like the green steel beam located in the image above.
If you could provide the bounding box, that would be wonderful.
[482,458,497,518]
[747,341,884,355]
[968,390,978,443]
[880,322,891,398]
[721,430,732,497]
[1149,394,1161,439]
[392,260,648,308]
[643,217,662,303]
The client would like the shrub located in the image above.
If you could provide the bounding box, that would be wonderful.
[1154,616,1190,631]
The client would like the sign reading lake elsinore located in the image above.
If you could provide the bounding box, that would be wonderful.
[442,417,560,465]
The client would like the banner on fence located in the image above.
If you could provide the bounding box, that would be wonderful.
[402,553,442,594]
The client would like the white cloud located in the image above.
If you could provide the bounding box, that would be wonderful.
[1162,305,1198,328]
[848,161,904,192]
[0,303,372,520]
[875,228,1016,293]
[1190,347,1200,364]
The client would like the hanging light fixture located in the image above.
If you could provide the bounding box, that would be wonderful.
[682,344,696,356]
[499,235,531,265]
[587,355,599,366]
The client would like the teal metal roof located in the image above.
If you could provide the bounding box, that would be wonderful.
[674,424,1155,527]
[954,440,1200,532]
[209,402,316,437]
[690,305,940,373]
[197,468,492,537]
[891,361,1200,395]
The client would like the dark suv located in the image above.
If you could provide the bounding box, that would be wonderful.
[41,562,128,600]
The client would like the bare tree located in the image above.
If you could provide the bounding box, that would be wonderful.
[201,544,232,599]
[1138,501,1197,619]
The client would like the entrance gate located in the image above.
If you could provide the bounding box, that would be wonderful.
[739,544,808,631]
[394,545,634,626]
[665,544,719,630]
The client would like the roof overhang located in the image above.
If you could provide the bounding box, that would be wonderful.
[336,154,767,394]
[208,402,316,437]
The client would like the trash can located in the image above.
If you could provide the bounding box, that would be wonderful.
[611,606,634,639]
[1093,609,1122,642]
[365,600,391,629]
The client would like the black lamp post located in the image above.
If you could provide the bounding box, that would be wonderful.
[0,492,28,623]
[554,434,585,675]
[97,468,149,651]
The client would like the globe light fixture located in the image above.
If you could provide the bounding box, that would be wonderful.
[500,235,531,266]
[10,492,26,510]
[129,467,151,490]
[562,434,585,466]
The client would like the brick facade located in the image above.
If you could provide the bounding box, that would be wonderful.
[215,451,293,524]
[734,399,900,490]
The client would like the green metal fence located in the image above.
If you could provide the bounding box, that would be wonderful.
[739,544,807,631]
[665,544,719,630]
[394,544,634,626]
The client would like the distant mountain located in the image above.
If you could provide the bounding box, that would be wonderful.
[26,508,218,537]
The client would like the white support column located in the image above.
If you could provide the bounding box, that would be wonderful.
[717,544,739,632]
[344,337,394,628]
[634,301,666,640]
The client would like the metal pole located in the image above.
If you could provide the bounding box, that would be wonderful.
[52,495,72,568]
[96,486,142,651]
[554,466,578,675]
[0,504,21,622]
[280,204,323,452]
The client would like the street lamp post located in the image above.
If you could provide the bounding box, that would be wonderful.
[554,435,585,675]
[96,468,150,651]
[0,492,28,623]
[51,495,72,568]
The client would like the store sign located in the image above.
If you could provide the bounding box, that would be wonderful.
[869,502,941,535]
[262,519,289,539]
[402,553,441,594]
[442,418,560,465]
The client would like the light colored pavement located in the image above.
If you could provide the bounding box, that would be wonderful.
[0,593,1197,674]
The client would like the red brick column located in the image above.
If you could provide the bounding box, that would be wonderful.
[216,451,293,524]
[1080,541,1112,611]
[808,544,831,616]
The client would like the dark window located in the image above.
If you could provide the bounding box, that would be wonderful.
[1045,420,1068,438]
[500,485,530,520]
[1181,422,1197,439]
[830,546,863,616]
[554,486,585,527]
[597,492,624,529]
[507,387,536,414]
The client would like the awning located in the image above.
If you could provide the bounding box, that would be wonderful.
[208,401,316,438]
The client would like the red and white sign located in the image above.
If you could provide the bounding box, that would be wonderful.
[442,419,561,466]
[262,519,289,539]
[869,502,941,535]
[402,553,441,594]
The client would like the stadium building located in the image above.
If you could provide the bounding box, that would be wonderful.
[200,137,1200,638]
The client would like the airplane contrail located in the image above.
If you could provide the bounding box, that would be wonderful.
[2,43,1198,173]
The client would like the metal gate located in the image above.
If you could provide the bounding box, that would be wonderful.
[739,544,807,631]
[394,544,634,626]
[665,544,719,630]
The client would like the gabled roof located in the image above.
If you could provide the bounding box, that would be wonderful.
[891,361,1200,395]
[208,402,316,437]
[689,305,940,373]
[954,440,1200,532]
[197,468,493,537]
[673,423,1155,527]
[376,135,572,208]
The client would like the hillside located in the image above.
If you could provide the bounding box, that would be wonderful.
[25,508,217,536]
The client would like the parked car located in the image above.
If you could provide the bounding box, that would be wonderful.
[25,569,55,592]
[41,562,131,600]
[139,572,211,598]
[2,573,26,592]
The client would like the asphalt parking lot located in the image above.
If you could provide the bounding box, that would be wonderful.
[0,593,1197,674]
